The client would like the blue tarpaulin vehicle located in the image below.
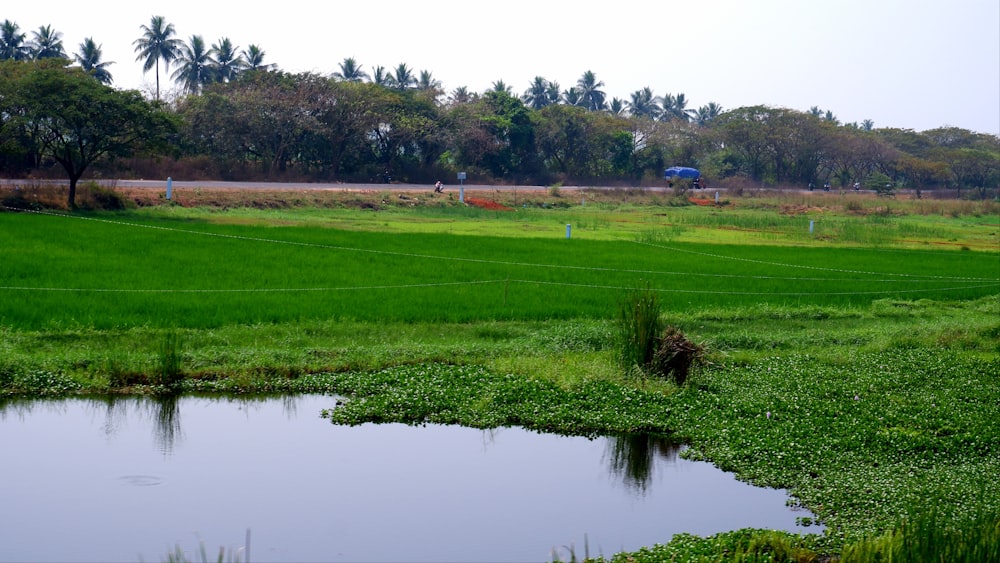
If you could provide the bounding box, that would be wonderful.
[664,166,701,179]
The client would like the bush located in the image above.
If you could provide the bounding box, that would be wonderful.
[650,326,703,385]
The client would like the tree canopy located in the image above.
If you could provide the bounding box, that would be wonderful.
[0,59,177,207]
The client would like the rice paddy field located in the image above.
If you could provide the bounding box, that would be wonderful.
[1,186,999,561]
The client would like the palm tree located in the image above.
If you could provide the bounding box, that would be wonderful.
[29,25,65,59]
[242,44,273,71]
[416,69,441,91]
[0,19,28,60]
[133,15,181,100]
[371,65,391,87]
[693,102,723,126]
[332,57,368,81]
[608,98,627,116]
[627,87,660,119]
[562,86,582,106]
[390,63,415,89]
[448,86,476,105]
[661,93,693,122]
[545,80,561,105]
[861,119,875,131]
[210,37,243,83]
[823,110,839,124]
[490,80,512,94]
[171,35,214,94]
[576,70,606,111]
[522,76,554,109]
[74,37,114,85]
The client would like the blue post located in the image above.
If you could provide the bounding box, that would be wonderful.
[566,224,571,239]
[166,177,172,200]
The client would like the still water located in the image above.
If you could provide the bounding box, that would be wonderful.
[0,394,818,562]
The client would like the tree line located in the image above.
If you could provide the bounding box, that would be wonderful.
[1,15,998,208]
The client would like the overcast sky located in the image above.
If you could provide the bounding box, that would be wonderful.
[6,0,999,135]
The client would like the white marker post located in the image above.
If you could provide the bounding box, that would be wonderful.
[457,172,466,203]
[166,177,172,200]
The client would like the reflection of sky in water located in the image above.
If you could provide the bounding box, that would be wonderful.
[0,395,820,563]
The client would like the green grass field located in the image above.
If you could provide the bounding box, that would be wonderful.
[1,192,998,562]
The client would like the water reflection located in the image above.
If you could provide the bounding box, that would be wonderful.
[0,395,819,563]
[605,433,683,493]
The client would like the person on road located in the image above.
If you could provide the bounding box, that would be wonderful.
[434,180,443,193]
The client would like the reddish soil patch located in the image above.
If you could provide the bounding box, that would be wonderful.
[465,197,514,211]
[688,198,715,206]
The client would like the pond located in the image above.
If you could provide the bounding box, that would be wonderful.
[0,394,819,562]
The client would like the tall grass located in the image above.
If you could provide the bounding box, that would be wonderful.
[156,331,183,388]
[616,284,663,372]
[838,504,1000,563]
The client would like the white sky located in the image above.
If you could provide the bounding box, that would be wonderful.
[6,0,999,135]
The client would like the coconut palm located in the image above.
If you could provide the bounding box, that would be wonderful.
[390,63,415,89]
[371,65,391,87]
[29,25,65,60]
[661,93,693,122]
[608,98,627,116]
[576,70,606,111]
[692,102,723,126]
[242,44,273,71]
[0,19,29,60]
[490,80,512,94]
[627,87,660,119]
[74,37,114,85]
[562,86,582,107]
[171,35,214,94]
[332,57,368,81]
[133,15,181,100]
[211,37,243,83]
[522,76,555,110]
[416,69,441,92]
[448,86,476,105]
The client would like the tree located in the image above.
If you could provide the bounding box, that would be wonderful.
[242,44,273,71]
[693,102,723,126]
[562,87,582,107]
[172,35,214,94]
[490,80,512,95]
[210,37,243,83]
[390,63,415,90]
[1,20,29,60]
[133,15,181,100]
[332,57,368,82]
[416,70,442,94]
[74,38,114,85]
[448,86,476,105]
[371,65,391,87]
[627,87,660,120]
[576,70,606,111]
[0,60,176,208]
[522,76,556,110]
[29,25,65,60]
[661,93,693,122]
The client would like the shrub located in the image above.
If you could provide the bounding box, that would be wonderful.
[650,326,703,385]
